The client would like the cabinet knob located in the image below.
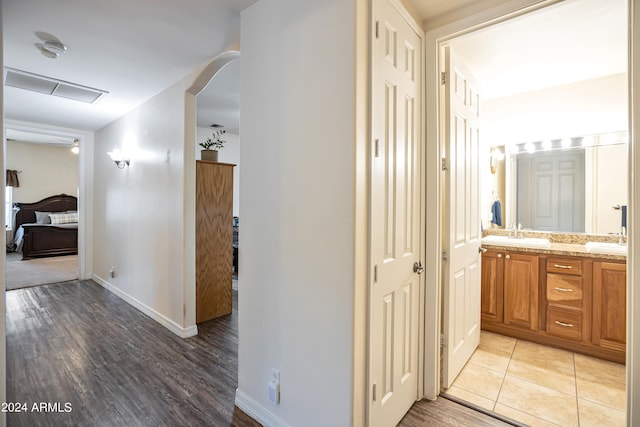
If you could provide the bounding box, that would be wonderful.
[497,254,502,258]
[505,254,511,259]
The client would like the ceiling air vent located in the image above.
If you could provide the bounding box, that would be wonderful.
[4,67,108,104]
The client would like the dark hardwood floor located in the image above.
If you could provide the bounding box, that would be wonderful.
[6,280,514,427]
[399,397,515,427]
[6,280,259,427]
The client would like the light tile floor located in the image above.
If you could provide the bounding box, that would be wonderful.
[446,331,626,427]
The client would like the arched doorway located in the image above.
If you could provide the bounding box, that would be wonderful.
[183,50,241,330]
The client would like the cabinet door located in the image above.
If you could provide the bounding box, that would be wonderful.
[504,253,539,331]
[481,250,503,323]
[593,261,626,352]
[196,162,235,323]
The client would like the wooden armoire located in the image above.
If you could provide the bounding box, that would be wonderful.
[196,160,235,323]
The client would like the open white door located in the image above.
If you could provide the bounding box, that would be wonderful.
[441,46,482,389]
[369,0,422,425]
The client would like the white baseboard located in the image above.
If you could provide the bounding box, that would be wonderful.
[91,274,198,338]
[235,389,289,427]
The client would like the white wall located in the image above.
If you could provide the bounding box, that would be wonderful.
[238,0,357,425]
[6,141,78,203]
[196,127,240,217]
[483,73,628,145]
[93,72,195,334]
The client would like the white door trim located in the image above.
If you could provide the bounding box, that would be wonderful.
[423,6,637,424]
[627,1,639,425]
[3,119,94,280]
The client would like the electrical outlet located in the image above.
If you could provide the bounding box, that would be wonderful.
[268,369,280,405]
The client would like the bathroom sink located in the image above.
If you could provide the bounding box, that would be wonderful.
[481,235,551,248]
[584,242,628,255]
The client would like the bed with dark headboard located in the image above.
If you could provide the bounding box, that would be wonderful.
[14,194,78,260]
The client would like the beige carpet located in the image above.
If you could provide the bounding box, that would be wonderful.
[5,252,78,290]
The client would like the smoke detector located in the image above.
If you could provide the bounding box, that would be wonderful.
[36,40,67,59]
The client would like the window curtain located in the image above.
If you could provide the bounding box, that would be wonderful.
[6,170,19,188]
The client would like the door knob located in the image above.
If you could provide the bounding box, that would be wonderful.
[413,261,425,274]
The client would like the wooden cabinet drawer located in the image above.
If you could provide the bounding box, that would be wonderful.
[547,273,582,307]
[547,307,582,341]
[547,257,582,275]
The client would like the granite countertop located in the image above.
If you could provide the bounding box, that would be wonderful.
[481,230,627,262]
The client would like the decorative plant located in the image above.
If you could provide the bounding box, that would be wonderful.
[199,129,226,151]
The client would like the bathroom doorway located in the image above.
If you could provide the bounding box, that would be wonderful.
[438,0,628,425]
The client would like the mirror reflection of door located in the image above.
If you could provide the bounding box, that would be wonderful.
[516,149,585,232]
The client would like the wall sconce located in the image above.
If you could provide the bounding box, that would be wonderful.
[107,149,130,169]
[489,146,504,174]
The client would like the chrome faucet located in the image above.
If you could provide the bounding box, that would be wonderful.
[507,223,525,239]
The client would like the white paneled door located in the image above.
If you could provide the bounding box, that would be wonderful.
[442,46,482,389]
[370,0,422,425]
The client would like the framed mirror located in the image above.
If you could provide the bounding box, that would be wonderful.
[483,131,628,235]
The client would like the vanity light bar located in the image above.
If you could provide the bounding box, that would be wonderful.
[514,138,582,153]
[509,131,628,154]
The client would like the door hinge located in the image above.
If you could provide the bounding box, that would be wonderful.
[374,139,380,158]
[373,265,378,283]
[372,383,377,401]
[440,334,447,347]
[375,21,379,39]
[441,157,448,171]
[441,71,447,85]
[442,250,448,261]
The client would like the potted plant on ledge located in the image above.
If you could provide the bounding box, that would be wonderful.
[199,129,226,162]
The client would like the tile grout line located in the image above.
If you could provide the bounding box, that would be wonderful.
[502,339,579,427]
[498,366,580,399]
[473,333,625,426]
[573,351,581,427]
[493,336,518,412]
[496,401,565,427]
